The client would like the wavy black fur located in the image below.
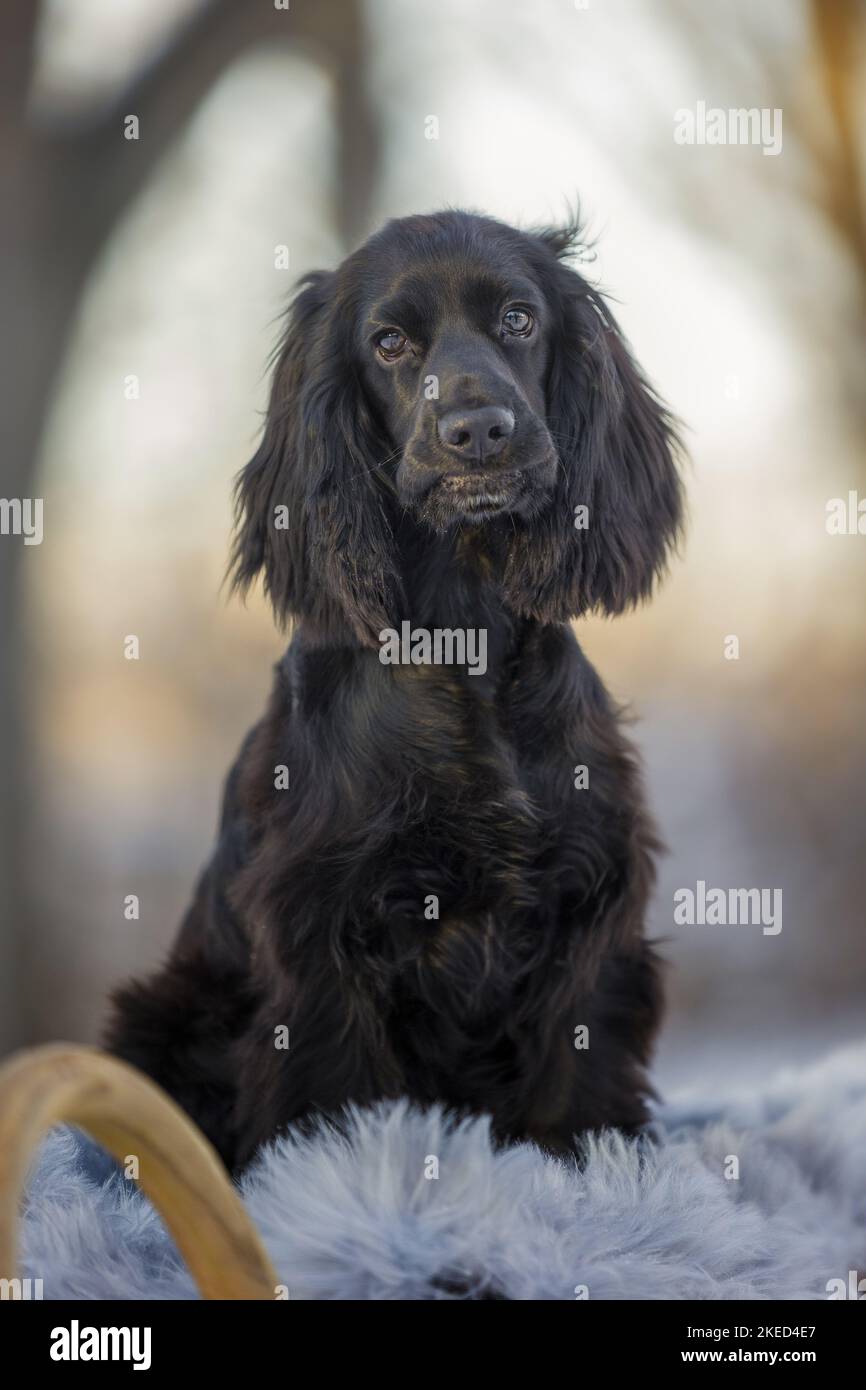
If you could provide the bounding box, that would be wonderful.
[105,211,684,1173]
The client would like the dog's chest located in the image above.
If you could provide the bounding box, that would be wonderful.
[365,667,545,918]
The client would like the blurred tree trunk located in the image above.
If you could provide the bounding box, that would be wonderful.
[0,0,378,1052]
[811,0,866,309]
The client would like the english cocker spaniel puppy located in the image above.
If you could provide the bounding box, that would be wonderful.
[105,210,683,1174]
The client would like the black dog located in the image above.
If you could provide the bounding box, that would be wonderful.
[106,211,683,1173]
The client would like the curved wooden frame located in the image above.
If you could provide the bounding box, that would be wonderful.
[0,1044,279,1300]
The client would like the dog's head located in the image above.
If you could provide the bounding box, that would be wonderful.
[231,210,683,643]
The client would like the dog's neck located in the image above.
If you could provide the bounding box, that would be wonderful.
[395,520,520,674]
[397,517,505,619]
[291,521,529,691]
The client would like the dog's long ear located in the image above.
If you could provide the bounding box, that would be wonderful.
[503,229,683,622]
[229,271,403,644]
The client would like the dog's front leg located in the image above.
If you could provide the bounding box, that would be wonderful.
[230,951,403,1171]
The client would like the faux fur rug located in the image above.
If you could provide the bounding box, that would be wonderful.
[19,1042,866,1300]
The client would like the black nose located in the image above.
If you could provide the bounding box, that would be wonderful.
[436,405,516,461]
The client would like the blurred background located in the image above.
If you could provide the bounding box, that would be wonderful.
[1,0,864,1096]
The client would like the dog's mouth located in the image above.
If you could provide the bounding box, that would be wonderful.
[398,444,557,533]
[440,470,522,518]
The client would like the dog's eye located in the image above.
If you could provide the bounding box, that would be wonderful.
[376,329,407,359]
[501,308,533,336]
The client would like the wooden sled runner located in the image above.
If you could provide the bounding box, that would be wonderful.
[0,1044,279,1300]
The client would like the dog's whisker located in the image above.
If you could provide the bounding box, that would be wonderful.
[338,446,404,488]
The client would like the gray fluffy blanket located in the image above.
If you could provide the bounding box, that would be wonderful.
[20,1043,866,1300]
